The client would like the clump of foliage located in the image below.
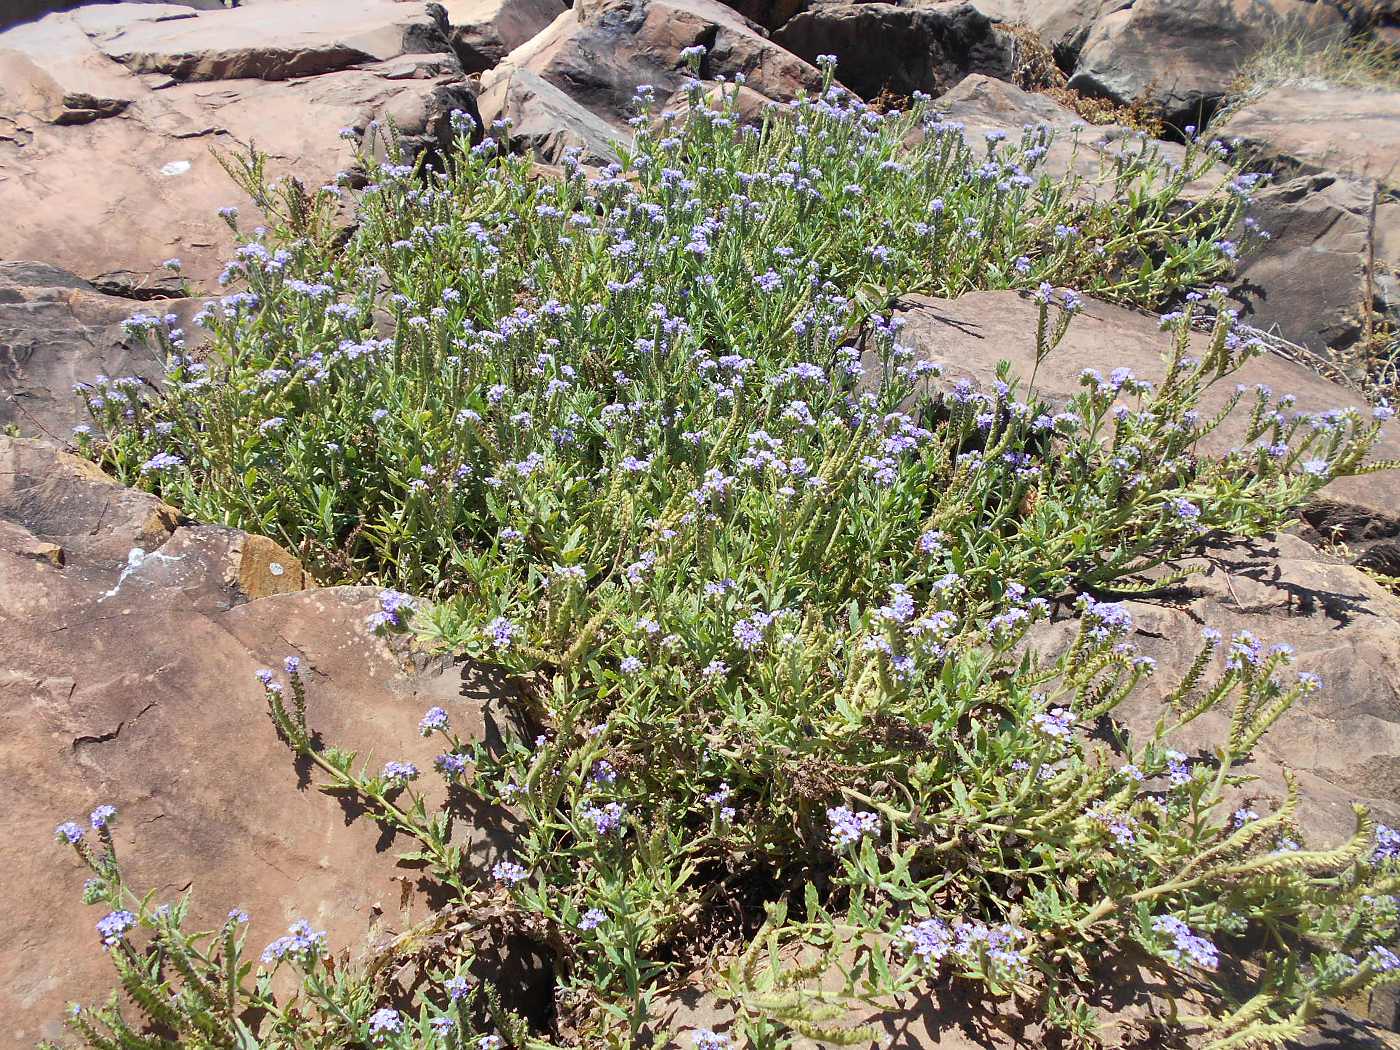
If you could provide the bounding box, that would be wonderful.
[79,54,1252,594]
[56,55,1400,1050]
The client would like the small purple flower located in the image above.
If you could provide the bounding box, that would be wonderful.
[619,656,643,674]
[492,860,528,885]
[56,821,84,845]
[1374,824,1400,865]
[692,1029,730,1050]
[580,907,607,930]
[827,805,880,848]
[381,761,419,786]
[1151,915,1219,971]
[900,917,952,966]
[580,801,627,835]
[368,1008,403,1040]
[419,706,449,735]
[435,753,467,776]
[89,805,117,831]
[139,452,183,474]
[1032,708,1073,739]
[97,910,136,948]
[486,616,519,651]
[261,919,326,964]
[446,975,470,1000]
[283,656,300,675]
[1371,946,1400,972]
[255,668,275,686]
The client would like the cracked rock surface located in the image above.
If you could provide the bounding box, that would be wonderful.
[0,435,524,1044]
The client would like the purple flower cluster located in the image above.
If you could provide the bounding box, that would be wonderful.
[1151,915,1219,971]
[261,919,326,965]
[827,805,881,848]
[96,909,136,948]
[367,589,416,631]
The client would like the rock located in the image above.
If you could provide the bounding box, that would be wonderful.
[478,63,628,164]
[438,0,568,74]
[1231,173,1398,359]
[0,435,527,1044]
[0,260,204,444]
[83,0,452,83]
[1217,84,1400,195]
[1,0,225,34]
[926,74,1221,203]
[1028,533,1400,845]
[496,0,822,133]
[0,1,483,291]
[969,0,1130,65]
[772,0,1016,101]
[886,290,1400,554]
[1067,0,1346,131]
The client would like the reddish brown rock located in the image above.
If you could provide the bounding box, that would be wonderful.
[1067,0,1346,131]
[0,1,487,291]
[0,260,204,443]
[1217,84,1400,194]
[0,436,523,1044]
[772,0,1015,101]
[497,0,822,133]
[439,0,567,73]
[888,290,1400,554]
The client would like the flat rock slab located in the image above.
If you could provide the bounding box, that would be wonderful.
[1068,0,1345,130]
[0,260,204,443]
[0,437,521,1044]
[0,0,499,289]
[928,74,1222,203]
[772,0,1015,100]
[500,0,822,132]
[1218,83,1400,194]
[890,290,1400,548]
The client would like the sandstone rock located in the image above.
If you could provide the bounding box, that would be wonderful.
[0,0,225,34]
[887,290,1400,553]
[1231,174,1400,365]
[0,435,527,1044]
[0,1,483,290]
[478,63,627,164]
[0,260,203,442]
[498,0,822,133]
[84,0,451,82]
[1217,84,1400,194]
[1028,533,1400,845]
[926,74,1222,203]
[772,0,1015,101]
[969,0,1130,64]
[1067,0,1346,131]
[439,0,568,73]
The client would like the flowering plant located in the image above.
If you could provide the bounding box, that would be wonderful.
[55,56,1400,1050]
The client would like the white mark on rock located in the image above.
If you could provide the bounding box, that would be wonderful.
[160,160,192,177]
[99,546,185,601]
[268,562,285,577]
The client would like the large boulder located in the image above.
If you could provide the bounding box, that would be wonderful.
[493,0,823,133]
[772,0,1015,101]
[925,74,1222,202]
[1231,173,1399,361]
[1215,84,1400,364]
[886,290,1400,565]
[0,0,505,291]
[477,63,628,164]
[439,0,567,73]
[1217,83,1400,194]
[0,260,203,443]
[0,435,527,1044]
[0,0,225,34]
[969,0,1130,64]
[1067,0,1346,131]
